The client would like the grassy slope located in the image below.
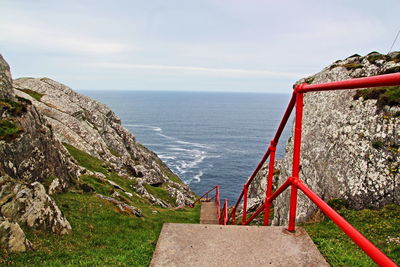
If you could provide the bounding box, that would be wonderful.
[1,143,200,266]
[1,193,200,266]
[303,204,400,266]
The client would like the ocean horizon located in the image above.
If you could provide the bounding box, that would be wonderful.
[79,90,293,201]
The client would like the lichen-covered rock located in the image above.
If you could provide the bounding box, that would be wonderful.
[13,77,195,206]
[0,217,32,253]
[0,54,14,101]
[249,52,400,225]
[0,176,71,234]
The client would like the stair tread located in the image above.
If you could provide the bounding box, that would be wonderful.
[150,224,329,267]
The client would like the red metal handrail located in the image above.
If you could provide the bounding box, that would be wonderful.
[219,199,229,225]
[192,185,229,225]
[190,185,218,208]
[228,72,400,266]
[230,92,296,224]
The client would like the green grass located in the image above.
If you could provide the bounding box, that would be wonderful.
[16,88,43,101]
[1,124,199,265]
[303,204,400,266]
[371,139,385,149]
[64,143,182,207]
[354,86,400,109]
[144,184,176,205]
[109,148,121,157]
[63,143,108,175]
[0,192,200,266]
[0,119,23,140]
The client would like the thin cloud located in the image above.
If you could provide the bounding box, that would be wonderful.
[93,62,305,78]
[0,21,129,55]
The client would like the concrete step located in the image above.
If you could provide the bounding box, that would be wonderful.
[200,202,218,224]
[150,224,328,267]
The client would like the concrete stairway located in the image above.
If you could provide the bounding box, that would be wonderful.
[150,202,328,266]
[200,201,218,224]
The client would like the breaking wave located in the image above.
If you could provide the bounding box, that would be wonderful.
[123,123,218,184]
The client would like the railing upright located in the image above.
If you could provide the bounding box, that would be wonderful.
[242,184,248,224]
[263,140,276,225]
[288,88,304,232]
[216,185,221,221]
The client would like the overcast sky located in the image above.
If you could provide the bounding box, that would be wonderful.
[1,0,399,93]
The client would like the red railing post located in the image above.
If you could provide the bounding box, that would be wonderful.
[206,192,209,201]
[216,185,221,220]
[264,140,276,226]
[231,207,236,224]
[288,87,305,232]
[242,184,248,225]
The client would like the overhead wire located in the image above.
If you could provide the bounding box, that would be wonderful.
[388,29,400,54]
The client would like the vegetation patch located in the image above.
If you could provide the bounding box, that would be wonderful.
[0,119,23,141]
[353,86,400,109]
[63,143,108,175]
[109,148,120,157]
[366,52,389,64]
[341,63,364,70]
[0,98,28,116]
[382,66,400,75]
[16,88,43,101]
[0,192,200,266]
[144,183,175,205]
[327,198,349,211]
[371,139,385,149]
[304,76,315,84]
[303,204,400,266]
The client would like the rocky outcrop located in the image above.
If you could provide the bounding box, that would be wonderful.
[249,51,400,225]
[0,176,71,234]
[0,55,13,101]
[0,217,32,253]
[1,55,75,252]
[13,77,195,207]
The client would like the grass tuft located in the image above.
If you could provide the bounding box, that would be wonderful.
[16,88,43,101]
[63,143,108,175]
[0,119,23,141]
[341,63,364,70]
[353,86,400,110]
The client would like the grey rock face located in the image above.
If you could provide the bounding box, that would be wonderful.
[13,77,195,206]
[0,54,14,101]
[0,176,72,235]
[0,217,32,253]
[0,100,78,190]
[249,52,400,225]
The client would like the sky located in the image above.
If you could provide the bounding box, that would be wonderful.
[1,0,399,93]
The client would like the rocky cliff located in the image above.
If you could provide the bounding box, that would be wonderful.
[0,54,195,253]
[249,51,400,225]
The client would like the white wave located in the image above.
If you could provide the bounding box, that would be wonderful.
[123,124,162,132]
[158,155,177,160]
[175,140,210,149]
[192,171,203,183]
[156,133,176,140]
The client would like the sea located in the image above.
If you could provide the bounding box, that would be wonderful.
[80,91,293,202]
